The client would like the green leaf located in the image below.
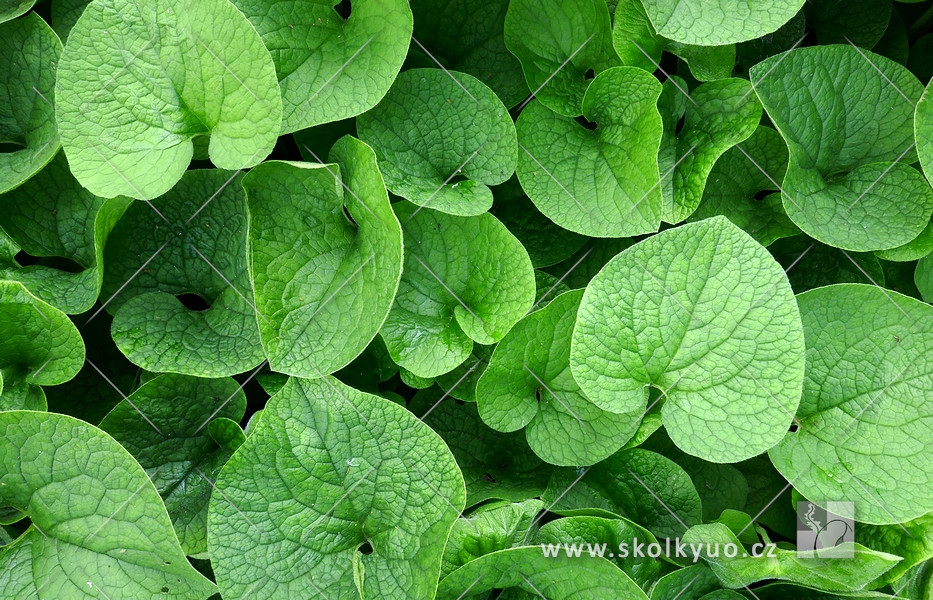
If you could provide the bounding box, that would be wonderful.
[916,253,933,303]
[410,0,527,107]
[542,238,635,289]
[0,13,61,194]
[641,0,806,46]
[690,126,799,246]
[357,68,516,216]
[0,411,217,598]
[858,514,933,587]
[805,0,892,48]
[750,45,931,251]
[0,281,84,409]
[98,374,247,557]
[658,78,762,224]
[770,284,933,524]
[571,216,806,462]
[650,565,722,600]
[542,449,703,540]
[515,67,664,237]
[436,546,649,600]
[918,79,933,189]
[49,0,90,40]
[55,0,282,200]
[102,169,265,377]
[874,219,933,262]
[230,0,412,133]
[433,343,493,402]
[242,138,403,377]
[0,153,131,313]
[769,236,885,294]
[207,376,465,599]
[683,523,900,592]
[476,289,641,466]
[503,0,618,116]
[380,202,535,378]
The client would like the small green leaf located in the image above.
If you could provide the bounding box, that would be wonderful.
[243,138,402,377]
[0,411,217,598]
[515,67,664,237]
[55,0,283,199]
[98,374,247,557]
[571,217,806,462]
[858,514,933,587]
[208,376,465,599]
[357,68,517,216]
[0,13,61,194]
[102,169,264,377]
[751,45,931,251]
[380,202,535,378]
[650,565,721,600]
[231,0,412,133]
[641,0,806,46]
[770,284,933,524]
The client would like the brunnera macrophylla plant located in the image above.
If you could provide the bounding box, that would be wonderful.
[1,0,932,598]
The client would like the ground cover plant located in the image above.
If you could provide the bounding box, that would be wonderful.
[1,0,933,598]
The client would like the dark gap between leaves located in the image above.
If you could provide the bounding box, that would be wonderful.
[358,541,374,555]
[176,292,211,312]
[14,250,85,273]
[334,0,351,20]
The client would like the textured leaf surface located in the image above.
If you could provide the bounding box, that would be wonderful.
[919,79,933,188]
[858,514,933,587]
[102,169,264,377]
[751,45,931,251]
[243,138,402,377]
[770,284,933,524]
[231,0,412,133]
[208,376,465,599]
[380,202,535,378]
[0,13,61,194]
[515,67,664,237]
[571,217,805,462]
[0,411,216,599]
[357,68,516,216]
[641,0,806,46]
[476,289,640,466]
[98,374,247,556]
[55,0,282,199]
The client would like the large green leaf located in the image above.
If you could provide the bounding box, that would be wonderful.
[242,138,402,377]
[436,546,649,600]
[476,289,640,466]
[0,411,216,599]
[919,79,933,188]
[503,0,618,116]
[0,13,61,194]
[98,374,247,557]
[357,68,516,216]
[858,514,933,587]
[641,0,806,46]
[751,45,931,251]
[804,0,892,48]
[0,153,131,313]
[55,0,282,200]
[0,281,83,410]
[231,0,412,133]
[571,216,806,462]
[515,67,664,237]
[102,169,264,377]
[207,376,465,599]
[380,202,535,378]
[770,284,933,524]
[0,0,35,22]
